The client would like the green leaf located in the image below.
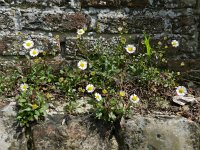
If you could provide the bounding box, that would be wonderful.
[109,112,116,120]
[144,34,151,57]
[19,98,26,103]
[35,110,40,116]
[34,115,38,120]
[17,116,22,119]
[22,78,27,83]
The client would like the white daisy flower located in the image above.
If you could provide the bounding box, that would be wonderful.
[30,49,39,57]
[86,84,95,93]
[125,44,136,54]
[176,86,187,96]
[118,27,123,32]
[77,29,85,35]
[171,40,179,47]
[95,93,102,101]
[130,94,140,103]
[23,40,34,49]
[20,83,28,91]
[77,60,87,70]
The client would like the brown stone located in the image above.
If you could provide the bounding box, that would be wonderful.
[32,115,115,150]
[21,10,90,32]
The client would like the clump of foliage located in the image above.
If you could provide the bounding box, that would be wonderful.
[0,29,182,126]
[15,38,58,127]
[16,87,48,127]
[56,29,177,122]
[0,70,19,96]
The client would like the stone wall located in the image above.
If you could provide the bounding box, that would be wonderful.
[0,0,200,81]
[1,99,200,150]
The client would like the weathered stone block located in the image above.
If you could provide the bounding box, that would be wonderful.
[81,0,149,8]
[0,8,15,30]
[171,15,199,35]
[151,0,197,8]
[20,9,89,31]
[0,100,28,150]
[80,0,121,7]
[3,0,70,7]
[0,31,60,56]
[117,116,200,150]
[121,0,149,7]
[32,115,116,150]
[97,12,165,33]
[80,0,197,8]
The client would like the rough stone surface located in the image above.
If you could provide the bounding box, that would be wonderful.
[0,100,200,150]
[2,0,71,7]
[116,116,200,150]
[32,115,115,150]
[0,8,15,30]
[0,31,60,55]
[80,0,197,8]
[0,99,28,150]
[20,9,89,31]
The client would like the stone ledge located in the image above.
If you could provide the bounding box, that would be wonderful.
[19,9,90,32]
[80,0,197,8]
[63,34,199,59]
[0,31,60,56]
[2,0,70,7]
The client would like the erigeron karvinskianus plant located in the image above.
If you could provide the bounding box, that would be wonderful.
[17,85,48,127]
[57,28,181,122]
[0,28,188,126]
[16,39,53,127]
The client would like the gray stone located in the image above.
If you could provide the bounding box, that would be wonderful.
[3,0,70,7]
[32,115,116,150]
[19,9,89,32]
[0,31,60,56]
[97,11,164,34]
[0,100,28,150]
[173,96,197,106]
[117,116,200,150]
[0,8,15,30]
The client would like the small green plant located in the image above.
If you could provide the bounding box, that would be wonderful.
[16,87,48,127]
[15,38,56,127]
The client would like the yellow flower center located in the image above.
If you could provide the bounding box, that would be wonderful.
[96,95,100,99]
[128,47,133,51]
[22,85,27,90]
[120,91,125,97]
[172,42,177,46]
[178,89,184,93]
[80,63,85,68]
[32,104,38,109]
[88,86,93,91]
[102,89,108,94]
[91,71,96,76]
[26,42,31,47]
[132,95,138,101]
[32,50,37,55]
